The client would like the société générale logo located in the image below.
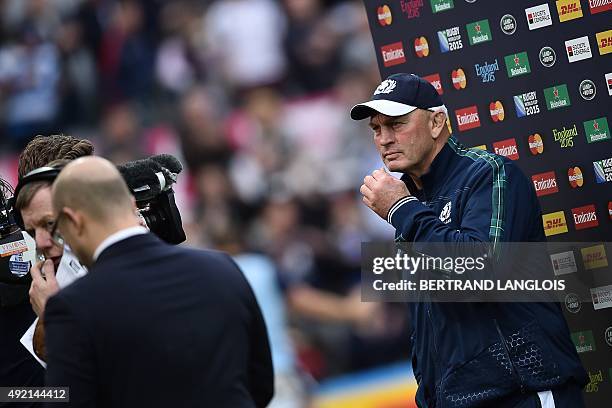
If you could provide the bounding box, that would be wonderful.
[551,250,578,276]
[584,117,610,143]
[552,123,577,148]
[466,19,492,45]
[474,59,499,83]
[514,90,540,117]
[539,46,557,67]
[430,0,454,13]
[606,72,612,96]
[591,284,612,310]
[544,84,571,110]
[525,3,553,30]
[505,52,531,78]
[438,26,463,53]
[593,156,612,183]
[579,79,597,100]
[565,36,593,62]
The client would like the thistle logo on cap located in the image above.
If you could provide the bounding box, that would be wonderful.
[374,79,397,95]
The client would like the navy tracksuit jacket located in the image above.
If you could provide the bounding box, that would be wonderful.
[388,135,588,407]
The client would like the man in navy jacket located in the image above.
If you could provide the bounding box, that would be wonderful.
[353,73,587,408]
[44,156,273,407]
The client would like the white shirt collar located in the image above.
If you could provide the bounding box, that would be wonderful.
[93,226,148,262]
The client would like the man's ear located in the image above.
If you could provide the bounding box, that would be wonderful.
[62,207,84,235]
[431,111,447,139]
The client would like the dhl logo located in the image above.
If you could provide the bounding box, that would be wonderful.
[542,211,568,236]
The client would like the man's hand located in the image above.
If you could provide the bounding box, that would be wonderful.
[360,168,410,220]
[29,260,60,317]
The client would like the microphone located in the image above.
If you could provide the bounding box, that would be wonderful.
[117,158,164,201]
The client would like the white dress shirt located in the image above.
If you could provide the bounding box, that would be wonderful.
[93,226,148,262]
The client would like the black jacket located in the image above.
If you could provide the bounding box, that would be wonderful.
[44,233,274,407]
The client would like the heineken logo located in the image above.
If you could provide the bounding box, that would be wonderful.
[504,52,531,78]
[552,124,578,148]
[579,79,596,100]
[584,117,611,143]
[430,0,454,13]
[539,46,556,67]
[544,84,571,110]
[466,19,492,45]
[572,330,596,353]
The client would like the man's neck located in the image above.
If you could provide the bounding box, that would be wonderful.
[405,134,449,190]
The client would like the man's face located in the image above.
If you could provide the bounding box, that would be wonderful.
[369,109,435,173]
[20,186,64,270]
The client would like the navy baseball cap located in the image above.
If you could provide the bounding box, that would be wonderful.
[350,73,446,120]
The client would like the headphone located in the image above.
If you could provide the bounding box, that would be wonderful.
[10,166,64,230]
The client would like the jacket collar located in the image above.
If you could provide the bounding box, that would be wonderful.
[401,134,458,200]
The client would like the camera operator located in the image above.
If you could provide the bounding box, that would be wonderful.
[0,135,93,394]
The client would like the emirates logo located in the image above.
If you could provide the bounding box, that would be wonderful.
[374,79,397,95]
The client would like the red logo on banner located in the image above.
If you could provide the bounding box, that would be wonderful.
[489,101,505,122]
[588,0,612,14]
[455,106,480,131]
[568,166,584,188]
[532,171,558,196]
[414,36,429,57]
[608,201,612,220]
[381,42,406,67]
[493,138,519,160]
[377,5,393,26]
[451,68,467,90]
[528,133,544,154]
[572,204,599,230]
[423,73,443,94]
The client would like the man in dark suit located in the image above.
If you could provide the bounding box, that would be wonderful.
[44,156,274,407]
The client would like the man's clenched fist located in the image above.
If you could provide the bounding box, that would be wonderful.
[360,168,410,220]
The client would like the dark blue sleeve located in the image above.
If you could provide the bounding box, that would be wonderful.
[44,294,97,408]
[389,160,542,244]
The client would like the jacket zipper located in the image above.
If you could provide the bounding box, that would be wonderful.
[493,319,525,394]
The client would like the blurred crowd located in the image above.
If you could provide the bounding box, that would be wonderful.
[0,0,410,399]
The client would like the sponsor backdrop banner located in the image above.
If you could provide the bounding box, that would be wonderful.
[364,0,611,405]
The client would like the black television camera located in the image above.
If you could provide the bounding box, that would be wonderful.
[0,154,186,288]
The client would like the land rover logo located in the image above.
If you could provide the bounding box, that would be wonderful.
[565,293,581,313]
[539,46,556,67]
[579,79,596,101]
[500,14,517,35]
